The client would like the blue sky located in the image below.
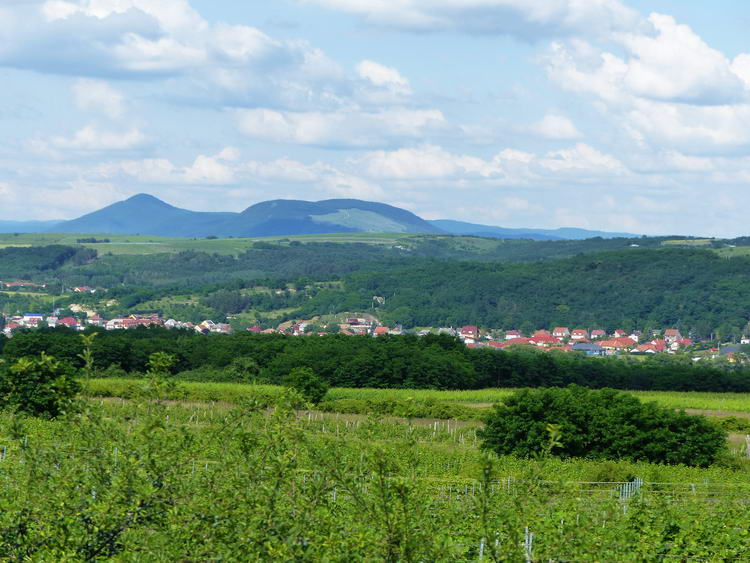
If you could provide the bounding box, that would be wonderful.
[2,0,750,236]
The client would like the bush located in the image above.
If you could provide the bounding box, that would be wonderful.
[0,353,80,418]
[282,367,329,404]
[479,385,726,467]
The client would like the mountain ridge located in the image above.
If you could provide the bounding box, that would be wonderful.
[0,193,640,240]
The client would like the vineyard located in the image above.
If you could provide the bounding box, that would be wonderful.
[3,389,750,560]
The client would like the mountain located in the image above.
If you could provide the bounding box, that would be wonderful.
[430,219,637,240]
[222,199,443,237]
[51,194,444,237]
[0,220,62,233]
[52,194,236,237]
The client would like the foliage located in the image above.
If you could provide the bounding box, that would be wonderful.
[282,366,329,404]
[142,351,178,400]
[0,397,749,560]
[0,353,80,417]
[479,385,727,467]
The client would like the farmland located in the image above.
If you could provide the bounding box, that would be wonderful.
[3,388,750,560]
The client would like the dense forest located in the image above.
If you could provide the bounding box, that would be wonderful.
[2,240,750,336]
[299,248,750,337]
[3,328,750,392]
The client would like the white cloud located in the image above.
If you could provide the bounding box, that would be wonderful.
[545,14,750,154]
[361,145,503,180]
[72,78,125,119]
[529,113,580,140]
[234,107,446,148]
[304,0,646,39]
[45,124,146,151]
[538,143,627,175]
[356,60,411,95]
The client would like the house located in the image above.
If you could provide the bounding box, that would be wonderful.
[504,330,522,340]
[22,313,45,327]
[572,342,605,356]
[58,317,79,329]
[73,286,96,294]
[3,321,21,337]
[612,329,627,338]
[599,337,636,354]
[501,337,534,347]
[590,329,606,339]
[247,326,263,333]
[530,333,559,347]
[664,329,682,344]
[460,326,479,340]
[373,326,390,336]
[570,329,589,340]
[552,327,570,339]
[87,315,104,327]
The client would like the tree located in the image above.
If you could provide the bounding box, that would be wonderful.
[0,353,80,418]
[479,385,726,467]
[282,367,329,404]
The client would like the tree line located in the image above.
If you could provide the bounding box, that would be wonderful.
[4,327,750,392]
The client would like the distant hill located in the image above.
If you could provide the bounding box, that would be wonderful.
[0,220,62,233]
[32,193,641,239]
[223,199,443,237]
[51,194,236,237]
[51,194,444,237]
[430,219,637,240]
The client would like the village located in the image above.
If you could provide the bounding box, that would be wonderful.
[3,307,745,360]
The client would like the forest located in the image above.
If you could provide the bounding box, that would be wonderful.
[3,240,750,337]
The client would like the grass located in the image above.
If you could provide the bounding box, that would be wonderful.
[82,379,750,414]
[0,232,429,256]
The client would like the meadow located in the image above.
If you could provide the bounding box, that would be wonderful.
[82,378,750,415]
[0,232,422,256]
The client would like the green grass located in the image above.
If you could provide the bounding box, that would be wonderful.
[0,232,431,256]
[82,379,750,414]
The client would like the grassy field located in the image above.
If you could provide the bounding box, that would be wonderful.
[0,231,428,256]
[82,379,750,414]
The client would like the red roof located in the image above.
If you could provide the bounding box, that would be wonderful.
[501,337,534,347]
[530,334,559,346]
[664,329,680,336]
[552,327,569,334]
[374,326,389,335]
[599,337,636,349]
[247,326,262,333]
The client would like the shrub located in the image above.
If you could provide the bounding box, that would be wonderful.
[282,367,329,404]
[0,353,80,418]
[479,385,726,467]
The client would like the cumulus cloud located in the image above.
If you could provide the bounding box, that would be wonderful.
[356,60,411,95]
[359,143,628,185]
[545,14,750,154]
[304,0,646,39]
[234,107,446,148]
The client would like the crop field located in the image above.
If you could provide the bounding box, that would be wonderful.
[3,393,750,560]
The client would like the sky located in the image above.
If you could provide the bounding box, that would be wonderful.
[2,1,750,236]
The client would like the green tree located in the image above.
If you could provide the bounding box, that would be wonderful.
[282,367,329,404]
[0,352,80,418]
[479,385,726,467]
